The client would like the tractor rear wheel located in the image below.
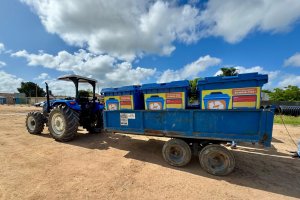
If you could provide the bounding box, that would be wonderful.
[199,144,235,176]
[26,112,45,134]
[48,105,79,142]
[162,138,192,167]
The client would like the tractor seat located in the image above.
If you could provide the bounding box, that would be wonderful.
[77,97,90,104]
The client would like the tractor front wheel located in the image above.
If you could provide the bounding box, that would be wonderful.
[26,112,45,134]
[48,105,79,142]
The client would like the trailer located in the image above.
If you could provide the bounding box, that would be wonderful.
[103,108,274,175]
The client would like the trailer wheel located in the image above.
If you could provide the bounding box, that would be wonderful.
[162,138,192,167]
[199,144,235,176]
[26,112,45,134]
[48,105,79,142]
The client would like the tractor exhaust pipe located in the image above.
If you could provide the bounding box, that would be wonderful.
[45,82,50,113]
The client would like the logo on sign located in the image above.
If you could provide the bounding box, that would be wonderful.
[108,103,118,110]
[166,92,182,98]
[149,102,162,110]
[208,100,226,110]
[232,88,257,95]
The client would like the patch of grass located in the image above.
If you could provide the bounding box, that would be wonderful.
[274,115,300,125]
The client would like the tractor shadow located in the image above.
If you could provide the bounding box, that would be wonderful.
[63,131,300,198]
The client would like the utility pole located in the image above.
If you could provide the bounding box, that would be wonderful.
[35,83,38,103]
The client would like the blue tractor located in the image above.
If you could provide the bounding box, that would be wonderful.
[25,75,104,141]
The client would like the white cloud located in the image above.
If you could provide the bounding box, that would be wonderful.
[0,61,6,67]
[45,78,106,96]
[158,55,221,82]
[284,52,300,67]
[35,73,50,80]
[0,71,23,93]
[20,0,300,60]
[12,49,156,88]
[105,62,156,86]
[45,79,76,97]
[0,43,4,53]
[200,0,300,43]
[278,75,300,87]
[21,0,201,60]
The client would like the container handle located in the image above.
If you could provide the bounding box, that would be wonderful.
[150,95,160,98]
[222,76,238,79]
[210,92,223,94]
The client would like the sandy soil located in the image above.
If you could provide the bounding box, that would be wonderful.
[0,105,299,200]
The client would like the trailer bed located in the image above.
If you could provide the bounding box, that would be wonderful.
[103,109,274,147]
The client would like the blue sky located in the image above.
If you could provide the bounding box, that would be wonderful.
[0,0,300,96]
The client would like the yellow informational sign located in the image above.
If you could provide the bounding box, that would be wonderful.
[104,95,133,110]
[144,92,185,110]
[201,87,261,109]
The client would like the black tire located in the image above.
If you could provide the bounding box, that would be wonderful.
[199,144,235,176]
[162,138,192,167]
[48,105,79,142]
[86,111,103,134]
[25,112,45,134]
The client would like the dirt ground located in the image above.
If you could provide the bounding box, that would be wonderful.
[0,105,300,200]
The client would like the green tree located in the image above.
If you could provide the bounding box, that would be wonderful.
[189,77,201,103]
[17,82,46,97]
[87,88,94,97]
[219,67,238,76]
[268,85,300,101]
[78,90,90,97]
[262,89,271,94]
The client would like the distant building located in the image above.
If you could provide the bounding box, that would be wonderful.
[0,93,26,104]
[0,96,6,104]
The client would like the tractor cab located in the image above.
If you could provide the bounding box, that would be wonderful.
[57,74,97,104]
[44,74,103,113]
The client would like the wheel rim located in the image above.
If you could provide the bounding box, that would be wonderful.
[207,152,228,172]
[51,113,65,135]
[27,116,36,130]
[168,145,184,164]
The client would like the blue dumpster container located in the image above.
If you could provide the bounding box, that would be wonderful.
[197,73,268,109]
[141,80,190,110]
[101,85,144,110]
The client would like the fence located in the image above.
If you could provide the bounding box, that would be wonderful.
[1,97,53,105]
[261,101,300,106]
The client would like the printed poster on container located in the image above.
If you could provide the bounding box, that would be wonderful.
[144,92,185,110]
[104,95,133,110]
[201,87,261,110]
[120,113,135,126]
[120,96,133,110]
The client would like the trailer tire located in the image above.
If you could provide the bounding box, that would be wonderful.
[48,105,79,142]
[199,144,235,176]
[162,138,192,167]
[26,112,45,134]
